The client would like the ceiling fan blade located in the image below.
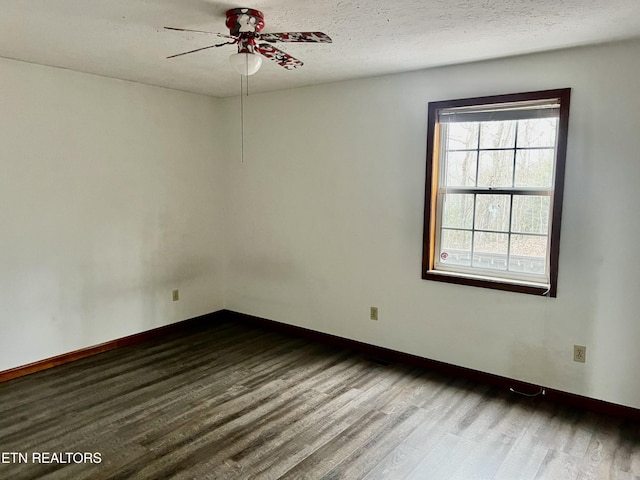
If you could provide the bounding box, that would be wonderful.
[256,44,304,70]
[259,32,332,43]
[167,44,229,59]
[164,27,234,40]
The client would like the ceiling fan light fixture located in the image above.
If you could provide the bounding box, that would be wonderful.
[229,52,262,76]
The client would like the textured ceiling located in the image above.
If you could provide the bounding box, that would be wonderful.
[2,0,640,97]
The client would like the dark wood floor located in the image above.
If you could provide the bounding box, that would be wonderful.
[1,319,638,480]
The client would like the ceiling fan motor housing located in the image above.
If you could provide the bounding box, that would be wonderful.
[225,8,265,36]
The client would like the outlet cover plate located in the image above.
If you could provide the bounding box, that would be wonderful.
[573,345,586,363]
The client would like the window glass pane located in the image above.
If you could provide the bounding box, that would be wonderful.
[509,234,548,275]
[477,150,514,187]
[517,118,557,148]
[514,149,554,187]
[446,122,479,150]
[479,121,516,149]
[444,151,477,187]
[442,194,474,229]
[474,194,510,232]
[440,229,472,266]
[473,232,508,271]
[511,196,550,234]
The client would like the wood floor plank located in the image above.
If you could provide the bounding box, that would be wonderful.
[401,381,492,454]
[404,432,476,480]
[492,415,552,480]
[360,443,426,480]
[534,448,581,480]
[452,389,508,440]
[319,405,431,479]
[488,395,538,438]
[214,389,364,480]
[278,406,418,480]
[447,431,515,480]
[241,383,392,479]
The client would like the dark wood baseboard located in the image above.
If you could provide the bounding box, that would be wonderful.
[221,309,640,421]
[3,308,638,421]
[0,311,224,383]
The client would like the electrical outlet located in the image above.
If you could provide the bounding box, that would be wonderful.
[172,289,180,302]
[370,307,378,321]
[573,345,586,363]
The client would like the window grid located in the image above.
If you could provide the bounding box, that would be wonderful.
[441,227,548,238]
[437,194,552,276]
[435,117,554,282]
[447,146,556,152]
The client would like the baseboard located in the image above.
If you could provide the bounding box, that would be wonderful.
[221,309,640,421]
[0,311,224,383]
[3,308,638,421]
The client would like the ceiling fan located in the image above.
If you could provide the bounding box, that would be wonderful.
[165,8,332,75]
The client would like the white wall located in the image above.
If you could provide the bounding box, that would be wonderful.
[0,58,226,371]
[222,39,640,409]
[3,39,639,410]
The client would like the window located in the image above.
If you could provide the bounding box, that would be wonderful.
[422,89,570,296]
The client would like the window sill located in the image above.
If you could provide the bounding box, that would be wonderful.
[424,269,554,297]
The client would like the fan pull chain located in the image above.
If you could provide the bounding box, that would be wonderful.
[239,64,250,163]
[240,74,244,163]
